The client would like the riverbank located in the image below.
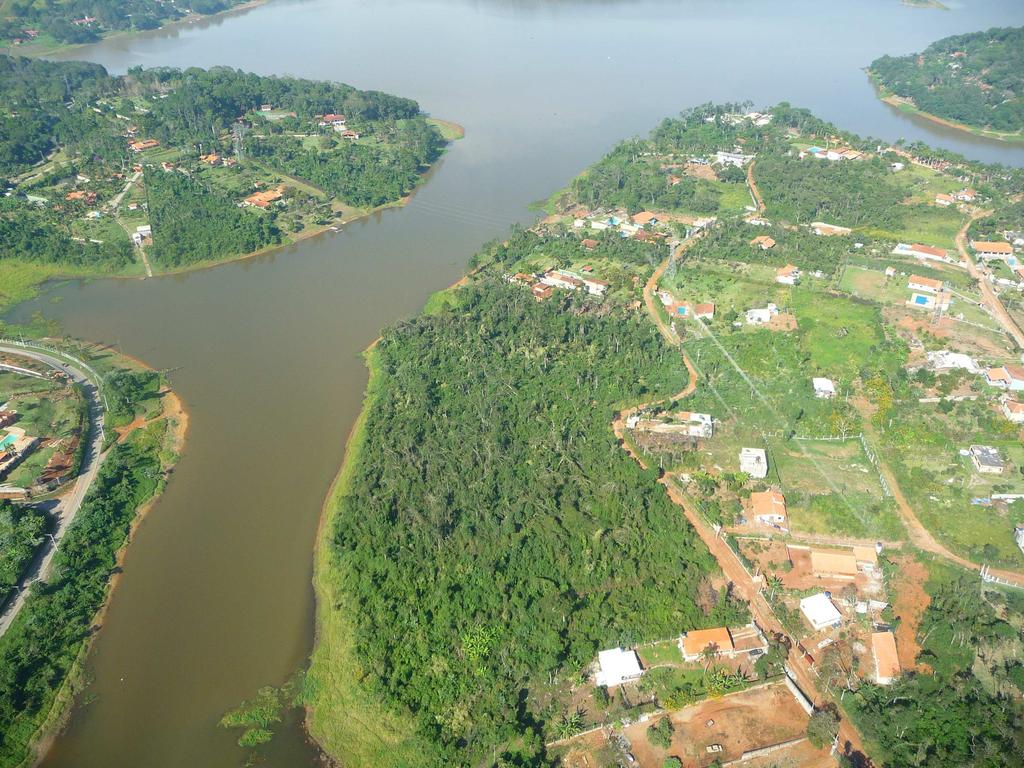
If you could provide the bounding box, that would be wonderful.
[3,0,269,58]
[305,344,427,768]
[0,120,465,313]
[868,74,1024,144]
[0,348,187,768]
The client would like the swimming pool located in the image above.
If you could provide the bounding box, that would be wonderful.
[0,433,16,450]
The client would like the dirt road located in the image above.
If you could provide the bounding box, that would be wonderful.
[956,210,1024,348]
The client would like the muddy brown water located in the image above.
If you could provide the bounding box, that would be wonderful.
[8,0,1024,765]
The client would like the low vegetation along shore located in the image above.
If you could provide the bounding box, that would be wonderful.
[0,339,187,768]
[0,55,460,312]
[306,102,1024,768]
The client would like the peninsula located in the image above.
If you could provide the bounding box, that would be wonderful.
[868,26,1024,141]
[0,55,456,311]
[309,103,1024,768]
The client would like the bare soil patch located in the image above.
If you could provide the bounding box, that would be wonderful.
[889,555,931,673]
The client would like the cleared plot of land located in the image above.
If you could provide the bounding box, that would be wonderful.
[622,683,816,768]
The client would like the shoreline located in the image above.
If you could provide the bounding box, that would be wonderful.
[866,73,1024,144]
[4,120,466,311]
[303,250,482,763]
[18,354,189,768]
[4,0,269,59]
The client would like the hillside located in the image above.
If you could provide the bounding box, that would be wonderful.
[868,26,1024,138]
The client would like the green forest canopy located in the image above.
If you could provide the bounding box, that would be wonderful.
[869,26,1024,133]
[324,274,744,765]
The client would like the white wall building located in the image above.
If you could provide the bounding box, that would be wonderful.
[594,648,643,687]
[800,593,842,631]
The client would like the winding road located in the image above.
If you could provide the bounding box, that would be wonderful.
[0,343,107,637]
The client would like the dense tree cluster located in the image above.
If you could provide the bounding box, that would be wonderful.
[0,0,245,45]
[145,169,280,268]
[0,426,164,766]
[847,571,1024,766]
[329,278,734,765]
[0,501,47,601]
[870,27,1024,133]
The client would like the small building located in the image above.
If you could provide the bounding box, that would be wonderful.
[129,139,160,152]
[746,304,779,325]
[934,193,955,207]
[632,211,658,227]
[694,302,715,320]
[871,631,901,685]
[581,238,599,251]
[973,241,1014,260]
[1016,524,1024,554]
[1000,396,1024,424]
[595,648,643,687]
[581,276,609,296]
[531,283,553,301]
[984,365,1024,391]
[892,243,948,262]
[812,377,836,399]
[956,188,976,203]
[715,150,754,168]
[810,549,858,580]
[242,187,285,208]
[799,593,842,631]
[811,222,852,237]
[750,235,776,250]
[927,350,979,374]
[740,447,768,479]
[970,445,1005,475]
[682,627,734,662]
[749,489,787,528]
[775,264,801,286]
[908,274,942,294]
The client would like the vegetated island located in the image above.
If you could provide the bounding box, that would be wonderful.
[0,0,258,54]
[867,26,1024,142]
[304,102,1024,768]
[0,55,458,312]
[0,337,187,768]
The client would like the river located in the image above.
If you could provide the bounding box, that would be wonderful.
[8,1,1024,765]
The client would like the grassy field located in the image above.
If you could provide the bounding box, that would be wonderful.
[0,261,98,315]
[305,346,433,768]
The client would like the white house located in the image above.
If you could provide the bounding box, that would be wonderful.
[892,243,948,262]
[540,271,583,292]
[775,264,801,285]
[580,276,609,296]
[927,350,979,374]
[715,150,754,168]
[1000,396,1024,424]
[970,445,1005,475]
[595,648,643,687]
[745,304,779,325]
[908,274,943,294]
[739,447,768,479]
[984,365,1024,391]
[972,241,1015,261]
[800,593,842,631]
[812,377,836,399]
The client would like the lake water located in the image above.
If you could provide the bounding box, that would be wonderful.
[10,0,1024,765]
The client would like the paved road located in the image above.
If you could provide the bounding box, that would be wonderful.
[0,344,106,637]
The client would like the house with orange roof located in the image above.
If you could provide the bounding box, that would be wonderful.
[972,241,1014,260]
[681,627,734,661]
[750,235,776,250]
[200,153,221,166]
[934,193,955,207]
[775,264,801,285]
[985,365,1024,392]
[809,549,858,580]
[893,243,948,262]
[1000,396,1024,424]
[694,303,715,320]
[749,489,787,529]
[242,187,285,209]
[632,211,658,227]
[908,274,943,294]
[581,238,599,251]
[955,188,976,203]
[129,139,160,152]
[871,631,901,685]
